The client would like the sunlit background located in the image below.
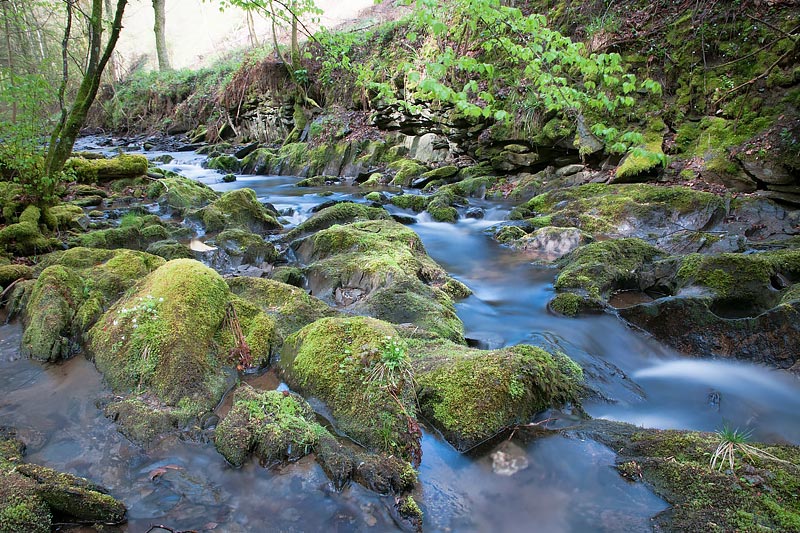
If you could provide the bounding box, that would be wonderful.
[116,0,377,70]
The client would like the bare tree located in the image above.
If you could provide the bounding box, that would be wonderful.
[152,0,171,71]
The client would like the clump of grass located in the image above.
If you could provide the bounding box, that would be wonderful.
[711,424,793,472]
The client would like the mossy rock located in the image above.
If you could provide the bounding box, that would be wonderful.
[206,154,241,174]
[47,204,88,231]
[0,429,125,532]
[145,239,195,261]
[284,202,390,241]
[0,265,32,289]
[391,194,430,213]
[194,188,281,234]
[555,238,665,300]
[509,183,726,237]
[103,397,180,446]
[582,420,800,533]
[89,259,233,414]
[70,222,167,251]
[147,175,218,212]
[65,154,148,182]
[296,175,329,187]
[0,182,25,223]
[268,266,305,287]
[226,276,338,339]
[214,384,327,467]
[280,316,421,462]
[0,206,57,257]
[350,278,465,343]
[213,228,279,265]
[20,265,84,361]
[412,340,583,451]
[19,248,165,362]
[613,137,666,182]
[389,159,427,186]
[241,147,277,174]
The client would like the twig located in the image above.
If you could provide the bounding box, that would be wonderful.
[715,46,795,103]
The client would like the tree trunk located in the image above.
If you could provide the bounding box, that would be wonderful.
[152,0,171,71]
[44,0,128,186]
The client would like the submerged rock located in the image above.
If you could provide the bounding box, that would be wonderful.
[0,427,126,532]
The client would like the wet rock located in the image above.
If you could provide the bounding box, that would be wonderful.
[65,154,148,182]
[491,441,530,476]
[285,202,390,241]
[146,239,195,260]
[511,226,592,261]
[194,188,281,234]
[0,428,126,532]
[412,340,583,451]
[147,175,218,213]
[465,207,485,219]
[206,154,241,174]
[48,204,89,231]
[212,228,279,267]
[280,316,421,463]
[0,264,32,289]
[214,384,325,467]
[739,159,794,185]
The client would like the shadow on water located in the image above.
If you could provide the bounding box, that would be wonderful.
[4,147,799,531]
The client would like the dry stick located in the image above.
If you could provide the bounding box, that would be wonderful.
[0,277,24,304]
[745,13,799,41]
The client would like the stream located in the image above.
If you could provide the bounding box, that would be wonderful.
[3,145,800,532]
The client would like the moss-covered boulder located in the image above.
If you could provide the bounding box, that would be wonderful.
[89,260,233,413]
[19,248,165,362]
[145,239,195,260]
[206,154,241,174]
[147,175,218,212]
[0,182,24,223]
[226,276,337,339]
[0,264,32,289]
[280,317,421,462]
[194,188,281,234]
[47,204,88,231]
[214,384,326,467]
[509,183,728,244]
[295,218,463,341]
[412,340,583,451]
[70,220,169,251]
[284,201,390,241]
[212,228,279,265]
[579,420,800,533]
[0,428,126,532]
[65,154,148,182]
[0,206,57,257]
[555,238,664,300]
[389,159,427,186]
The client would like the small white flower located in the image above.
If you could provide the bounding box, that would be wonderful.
[159,297,164,302]
[132,318,137,323]
[113,320,118,326]
[133,324,138,329]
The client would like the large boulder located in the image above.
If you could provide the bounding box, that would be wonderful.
[194,188,281,234]
[413,340,583,451]
[65,154,147,182]
[280,316,422,464]
[18,248,165,362]
[295,218,464,342]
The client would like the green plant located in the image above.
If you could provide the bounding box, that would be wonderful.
[366,336,415,393]
[711,425,792,472]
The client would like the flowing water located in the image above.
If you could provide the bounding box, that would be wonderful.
[3,146,800,531]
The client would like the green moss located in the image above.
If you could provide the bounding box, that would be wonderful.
[268,266,304,287]
[280,316,420,460]
[296,175,328,187]
[595,423,800,533]
[781,284,800,305]
[89,259,232,412]
[555,238,663,298]
[390,194,430,212]
[241,147,277,174]
[364,191,382,202]
[389,159,427,186]
[0,205,56,257]
[214,384,327,467]
[285,201,390,241]
[206,154,241,173]
[213,228,279,264]
[47,204,87,231]
[0,265,32,288]
[65,154,148,182]
[227,276,337,339]
[426,200,459,223]
[412,341,582,450]
[146,239,195,260]
[441,278,472,300]
[195,188,281,234]
[549,292,584,317]
[147,175,218,212]
[615,137,666,181]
